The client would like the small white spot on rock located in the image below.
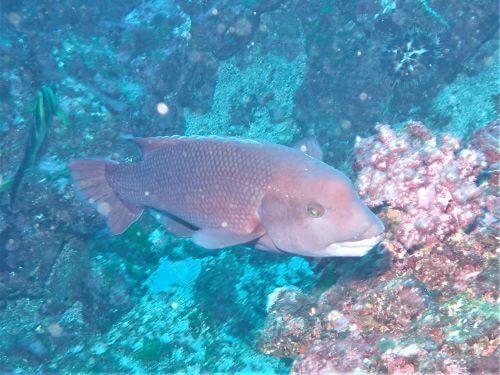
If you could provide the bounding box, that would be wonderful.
[395,344,422,357]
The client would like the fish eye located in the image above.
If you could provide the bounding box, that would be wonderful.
[307,203,325,218]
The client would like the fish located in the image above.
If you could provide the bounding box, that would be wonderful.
[69,136,384,257]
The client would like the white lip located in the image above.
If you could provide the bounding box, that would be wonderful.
[323,232,384,257]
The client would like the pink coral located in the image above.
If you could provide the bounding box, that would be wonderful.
[354,121,488,249]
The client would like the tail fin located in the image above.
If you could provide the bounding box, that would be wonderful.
[69,159,143,235]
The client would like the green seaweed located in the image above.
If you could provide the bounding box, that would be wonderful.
[0,178,12,193]
[1,86,59,205]
[420,0,450,29]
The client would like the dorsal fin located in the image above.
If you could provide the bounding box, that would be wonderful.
[183,134,262,145]
[132,137,179,156]
[129,135,263,157]
[293,136,323,160]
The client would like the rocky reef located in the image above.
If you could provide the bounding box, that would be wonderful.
[260,231,498,374]
[258,121,498,374]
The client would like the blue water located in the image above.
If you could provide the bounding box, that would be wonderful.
[0,1,498,373]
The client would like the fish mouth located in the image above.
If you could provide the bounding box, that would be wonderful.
[323,231,384,257]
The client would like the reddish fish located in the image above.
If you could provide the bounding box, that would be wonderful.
[70,136,384,257]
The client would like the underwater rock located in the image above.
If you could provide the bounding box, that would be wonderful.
[469,120,500,169]
[406,231,496,299]
[0,157,99,302]
[292,335,378,374]
[81,253,136,331]
[20,335,49,361]
[468,120,500,194]
[177,51,219,113]
[258,287,319,357]
[187,1,259,60]
[353,276,433,333]
[40,239,89,315]
[259,217,497,374]
[183,0,290,61]
[184,50,306,144]
[0,211,7,234]
[293,0,498,168]
[123,0,191,35]
[261,263,498,373]
[432,54,499,138]
[0,223,61,300]
[259,193,497,374]
[120,0,191,60]
[90,249,314,373]
[147,257,201,293]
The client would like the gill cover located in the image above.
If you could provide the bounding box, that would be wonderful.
[258,192,329,255]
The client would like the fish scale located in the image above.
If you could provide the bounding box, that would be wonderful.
[111,137,273,233]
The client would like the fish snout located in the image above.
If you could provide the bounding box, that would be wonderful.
[359,219,385,241]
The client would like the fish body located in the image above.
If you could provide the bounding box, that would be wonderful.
[70,136,384,257]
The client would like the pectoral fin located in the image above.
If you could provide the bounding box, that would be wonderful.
[131,136,180,158]
[192,228,264,249]
[152,211,197,238]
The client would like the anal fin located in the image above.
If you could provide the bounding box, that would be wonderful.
[132,137,180,157]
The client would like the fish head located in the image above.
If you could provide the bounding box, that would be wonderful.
[259,162,384,257]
